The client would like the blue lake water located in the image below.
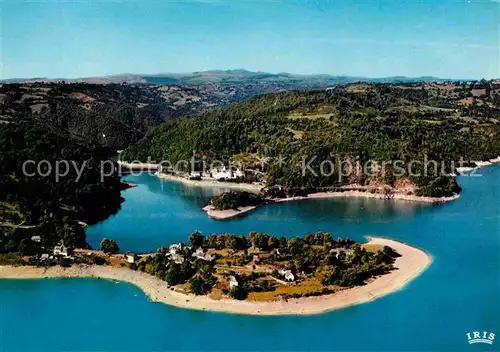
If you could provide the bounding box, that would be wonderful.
[1,166,499,351]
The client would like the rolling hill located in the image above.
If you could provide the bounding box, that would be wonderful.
[123,80,500,197]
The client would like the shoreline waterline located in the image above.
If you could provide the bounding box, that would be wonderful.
[119,157,500,209]
[200,189,458,220]
[274,190,459,204]
[0,237,431,316]
[202,204,260,220]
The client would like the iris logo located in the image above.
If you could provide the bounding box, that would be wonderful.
[466,331,495,345]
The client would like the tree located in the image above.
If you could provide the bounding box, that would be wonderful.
[382,245,400,258]
[267,236,279,250]
[279,236,288,248]
[323,233,333,247]
[166,264,180,285]
[189,277,203,295]
[224,235,237,250]
[178,261,195,283]
[189,231,204,248]
[322,266,341,285]
[304,233,314,245]
[206,235,217,248]
[19,238,36,256]
[313,232,324,245]
[100,238,119,254]
[229,286,248,300]
[215,235,225,249]
[5,240,18,252]
[249,232,269,250]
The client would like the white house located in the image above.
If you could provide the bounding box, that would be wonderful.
[330,248,343,259]
[189,171,202,179]
[192,247,215,261]
[126,253,137,264]
[192,247,205,259]
[169,243,183,255]
[234,168,244,178]
[279,269,295,282]
[229,275,239,289]
[210,166,232,179]
[203,253,215,261]
[171,253,185,264]
[53,245,73,257]
[210,167,244,180]
[31,235,41,243]
[284,271,295,282]
[40,254,49,261]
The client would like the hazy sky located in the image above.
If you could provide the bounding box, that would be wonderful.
[2,0,499,79]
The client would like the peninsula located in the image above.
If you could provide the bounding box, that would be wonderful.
[0,233,430,315]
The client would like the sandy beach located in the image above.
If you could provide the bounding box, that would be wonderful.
[155,171,263,193]
[0,238,430,316]
[455,156,500,174]
[474,161,492,167]
[202,204,259,220]
[274,190,459,204]
[456,166,475,174]
[199,186,459,220]
[117,161,160,170]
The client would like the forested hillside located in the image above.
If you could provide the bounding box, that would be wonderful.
[123,81,500,196]
[0,121,126,256]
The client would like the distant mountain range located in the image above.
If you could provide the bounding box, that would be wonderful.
[1,69,459,85]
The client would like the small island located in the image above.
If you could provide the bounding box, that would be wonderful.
[203,191,266,219]
[0,231,431,315]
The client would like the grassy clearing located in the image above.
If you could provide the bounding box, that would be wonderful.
[362,244,384,253]
[286,127,304,139]
[215,262,272,275]
[232,153,261,164]
[346,84,372,93]
[471,89,486,97]
[0,252,25,265]
[287,113,333,120]
[247,277,337,301]
[421,120,442,125]
[209,288,223,300]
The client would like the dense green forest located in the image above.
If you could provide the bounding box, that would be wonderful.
[0,121,126,255]
[123,82,500,196]
[210,191,263,210]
